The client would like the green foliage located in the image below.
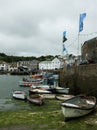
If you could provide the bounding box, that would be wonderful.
[0,53,55,63]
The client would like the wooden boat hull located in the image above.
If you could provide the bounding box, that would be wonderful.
[19,81,32,87]
[27,94,43,105]
[61,95,96,120]
[54,87,69,94]
[29,88,55,99]
[43,94,55,99]
[29,88,52,94]
[61,106,94,120]
[19,79,44,87]
[30,74,43,79]
[55,94,74,101]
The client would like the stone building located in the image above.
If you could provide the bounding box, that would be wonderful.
[81,37,97,63]
[18,60,39,71]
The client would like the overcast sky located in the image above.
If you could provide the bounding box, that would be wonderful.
[0,0,97,57]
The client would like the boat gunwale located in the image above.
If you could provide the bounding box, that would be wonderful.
[61,94,96,110]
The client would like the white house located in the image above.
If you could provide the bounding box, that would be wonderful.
[8,62,18,72]
[0,61,19,72]
[0,61,8,71]
[39,57,62,70]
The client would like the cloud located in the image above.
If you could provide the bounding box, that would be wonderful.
[0,0,97,57]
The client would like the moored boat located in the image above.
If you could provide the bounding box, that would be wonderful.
[27,94,43,105]
[55,94,75,101]
[19,79,44,87]
[54,86,69,94]
[29,88,52,94]
[29,88,55,99]
[30,84,50,89]
[61,94,96,121]
[30,74,43,79]
[19,81,32,87]
[12,90,27,100]
[42,93,56,99]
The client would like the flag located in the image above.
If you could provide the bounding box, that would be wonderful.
[63,31,67,43]
[63,44,68,53]
[79,13,86,32]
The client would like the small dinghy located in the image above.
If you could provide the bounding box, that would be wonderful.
[55,94,75,101]
[27,94,44,105]
[61,94,96,121]
[54,86,69,94]
[12,90,27,100]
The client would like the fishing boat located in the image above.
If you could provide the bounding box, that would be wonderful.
[29,88,52,94]
[12,90,27,100]
[27,94,43,105]
[31,84,69,94]
[54,86,69,94]
[61,94,96,121]
[30,74,43,79]
[19,81,32,87]
[30,84,50,90]
[19,78,44,87]
[43,93,55,99]
[55,94,75,101]
[29,88,55,99]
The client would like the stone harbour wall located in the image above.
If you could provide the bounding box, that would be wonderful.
[59,64,97,97]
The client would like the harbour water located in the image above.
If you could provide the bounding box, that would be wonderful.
[0,74,59,112]
[0,74,31,111]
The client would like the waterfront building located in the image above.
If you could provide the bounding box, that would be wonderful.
[39,57,63,70]
[0,61,8,71]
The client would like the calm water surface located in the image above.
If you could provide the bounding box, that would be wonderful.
[0,74,30,111]
[0,74,59,112]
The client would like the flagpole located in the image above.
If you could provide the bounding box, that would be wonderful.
[78,33,80,56]
[62,43,64,59]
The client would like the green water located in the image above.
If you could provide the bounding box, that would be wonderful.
[0,74,59,112]
[0,74,30,111]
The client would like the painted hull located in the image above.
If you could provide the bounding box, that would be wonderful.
[31,84,50,89]
[55,87,69,94]
[19,81,32,87]
[61,106,93,120]
[12,91,27,100]
[19,80,43,87]
[29,88,55,99]
[30,74,43,79]
[43,94,55,99]
[29,88,52,94]
[27,94,43,105]
[56,94,74,101]
[61,95,96,120]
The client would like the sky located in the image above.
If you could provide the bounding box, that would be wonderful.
[0,0,97,57]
